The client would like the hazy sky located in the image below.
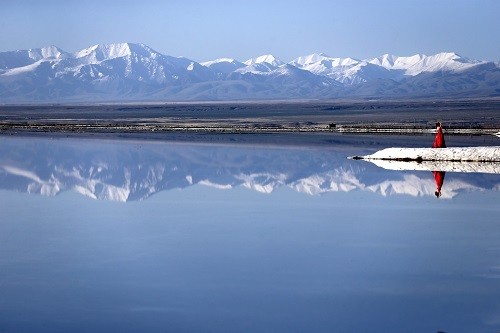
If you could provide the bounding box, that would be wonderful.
[1,0,499,62]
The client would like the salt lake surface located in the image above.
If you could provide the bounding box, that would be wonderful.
[0,135,499,332]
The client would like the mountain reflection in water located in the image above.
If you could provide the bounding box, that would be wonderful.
[0,136,498,201]
[1,135,500,333]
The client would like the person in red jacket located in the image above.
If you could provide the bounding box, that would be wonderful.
[432,171,445,198]
[431,122,446,197]
[432,122,446,148]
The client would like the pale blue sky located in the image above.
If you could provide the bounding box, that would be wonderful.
[1,0,499,62]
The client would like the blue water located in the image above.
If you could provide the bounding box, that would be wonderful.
[0,136,499,333]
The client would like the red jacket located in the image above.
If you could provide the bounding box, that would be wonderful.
[433,171,445,192]
[432,127,446,148]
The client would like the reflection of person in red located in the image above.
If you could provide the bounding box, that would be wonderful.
[432,122,446,148]
[433,171,446,198]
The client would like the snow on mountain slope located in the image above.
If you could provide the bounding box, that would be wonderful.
[30,45,69,61]
[290,53,399,84]
[367,53,399,68]
[221,63,340,99]
[0,46,69,70]
[323,61,399,84]
[201,58,246,75]
[71,42,214,84]
[235,62,279,74]
[368,52,483,75]
[168,64,341,101]
[74,42,162,64]
[289,51,486,85]
[76,43,130,61]
[290,53,333,67]
[2,59,48,76]
[290,53,359,68]
[260,64,336,86]
[0,43,220,101]
[377,62,500,98]
[230,63,334,83]
[244,54,285,67]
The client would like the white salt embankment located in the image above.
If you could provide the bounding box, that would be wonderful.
[351,146,500,162]
[364,159,500,174]
[350,146,500,174]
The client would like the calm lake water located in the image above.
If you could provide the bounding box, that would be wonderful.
[0,135,499,333]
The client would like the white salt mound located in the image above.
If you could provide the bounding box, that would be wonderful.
[361,146,500,162]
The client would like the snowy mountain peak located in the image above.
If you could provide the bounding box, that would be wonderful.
[367,52,480,75]
[202,58,229,65]
[273,63,300,75]
[30,45,68,60]
[291,53,360,69]
[0,45,71,70]
[74,42,157,62]
[290,53,333,67]
[434,52,462,59]
[368,53,398,67]
[201,58,246,74]
[426,52,479,65]
[201,58,242,66]
[332,57,360,67]
[244,54,284,67]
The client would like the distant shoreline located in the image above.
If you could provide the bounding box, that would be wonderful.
[1,99,498,139]
[0,122,498,136]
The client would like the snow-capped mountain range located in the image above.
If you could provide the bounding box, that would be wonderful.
[0,42,498,102]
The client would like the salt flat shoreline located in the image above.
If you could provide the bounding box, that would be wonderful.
[1,99,498,143]
[0,122,497,136]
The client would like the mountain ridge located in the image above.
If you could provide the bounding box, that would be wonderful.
[0,42,498,102]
